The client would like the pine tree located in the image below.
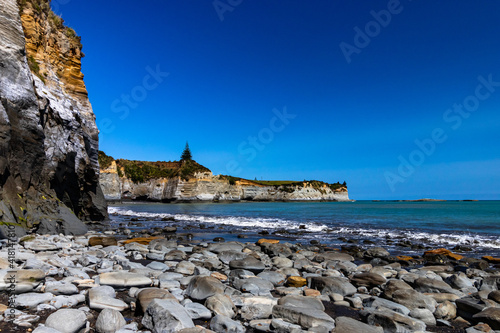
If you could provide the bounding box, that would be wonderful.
[180,142,192,161]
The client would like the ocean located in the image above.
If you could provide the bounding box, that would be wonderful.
[108,200,500,258]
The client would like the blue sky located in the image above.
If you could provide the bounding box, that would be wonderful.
[54,0,500,200]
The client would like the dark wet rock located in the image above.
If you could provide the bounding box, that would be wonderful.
[364,247,390,259]
[351,272,387,287]
[314,252,354,263]
[335,316,383,333]
[456,298,487,321]
[472,307,500,330]
[488,290,500,303]
[229,256,266,273]
[307,276,356,296]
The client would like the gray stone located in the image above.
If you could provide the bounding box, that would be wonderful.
[270,318,303,333]
[335,316,383,333]
[364,247,390,258]
[137,288,177,314]
[217,250,247,264]
[383,279,413,299]
[210,314,245,333]
[96,308,126,333]
[239,296,277,320]
[234,277,274,295]
[390,289,438,312]
[44,282,78,295]
[45,309,88,333]
[257,271,287,287]
[364,308,426,333]
[32,327,63,333]
[351,272,386,287]
[456,297,486,322]
[313,252,354,263]
[409,308,436,326]
[99,271,152,288]
[278,295,325,311]
[142,299,195,332]
[364,296,410,315]
[14,292,54,309]
[307,276,356,296]
[272,305,335,330]
[185,276,225,301]
[146,261,168,272]
[434,300,457,320]
[413,277,455,294]
[88,286,128,311]
[176,261,196,275]
[184,302,212,320]
[205,294,236,318]
[229,257,266,273]
[207,242,244,254]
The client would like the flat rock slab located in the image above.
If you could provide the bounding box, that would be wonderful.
[142,299,194,332]
[229,257,266,273]
[473,307,500,330]
[272,304,335,330]
[335,316,383,333]
[99,271,152,288]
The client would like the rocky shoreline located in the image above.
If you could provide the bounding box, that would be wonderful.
[1,226,500,333]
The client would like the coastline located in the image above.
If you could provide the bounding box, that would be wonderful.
[1,225,500,332]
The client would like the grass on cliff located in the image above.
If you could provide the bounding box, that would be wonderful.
[98,151,210,183]
[219,177,347,191]
[18,0,83,50]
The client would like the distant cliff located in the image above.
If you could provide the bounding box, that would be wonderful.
[99,152,350,202]
[0,0,107,237]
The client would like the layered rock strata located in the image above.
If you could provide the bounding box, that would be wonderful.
[100,161,350,202]
[0,0,106,237]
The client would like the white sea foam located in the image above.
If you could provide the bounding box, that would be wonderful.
[108,206,500,249]
[108,206,328,232]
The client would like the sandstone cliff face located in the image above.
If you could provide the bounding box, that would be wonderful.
[100,162,350,202]
[0,0,106,237]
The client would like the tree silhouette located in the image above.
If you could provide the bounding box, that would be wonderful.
[180,142,192,161]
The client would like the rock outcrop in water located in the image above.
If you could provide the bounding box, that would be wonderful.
[0,0,107,237]
[99,152,350,202]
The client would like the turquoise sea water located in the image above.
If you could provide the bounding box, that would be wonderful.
[109,200,500,257]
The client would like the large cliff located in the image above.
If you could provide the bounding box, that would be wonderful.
[99,153,350,202]
[0,0,107,237]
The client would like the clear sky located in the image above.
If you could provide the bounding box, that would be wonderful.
[53,0,500,200]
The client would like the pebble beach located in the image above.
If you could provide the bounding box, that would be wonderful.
[1,223,500,333]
